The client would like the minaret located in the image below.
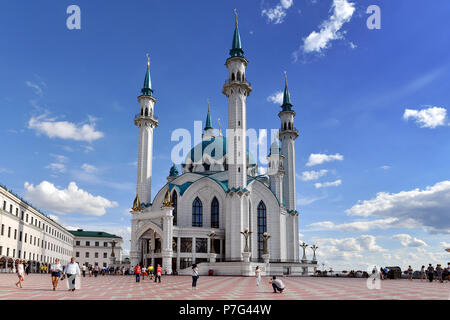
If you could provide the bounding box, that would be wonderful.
[279,72,300,262]
[279,72,298,211]
[222,9,252,190]
[202,100,215,140]
[267,140,284,204]
[223,10,253,261]
[134,54,158,205]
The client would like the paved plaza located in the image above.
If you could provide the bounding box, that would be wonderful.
[0,274,447,300]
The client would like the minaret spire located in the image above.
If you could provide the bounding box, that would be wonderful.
[230,9,244,58]
[204,99,213,130]
[141,53,153,96]
[281,71,293,111]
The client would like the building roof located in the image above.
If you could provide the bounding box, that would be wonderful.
[281,72,293,111]
[141,55,153,96]
[229,10,244,58]
[68,229,122,239]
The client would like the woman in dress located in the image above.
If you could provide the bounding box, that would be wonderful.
[255,266,262,286]
[191,264,199,290]
[15,260,25,288]
[420,265,426,281]
[50,258,63,291]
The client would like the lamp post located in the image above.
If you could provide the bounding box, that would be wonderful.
[208,231,217,263]
[110,240,117,267]
[240,228,252,263]
[311,244,318,262]
[300,242,308,262]
[261,232,271,264]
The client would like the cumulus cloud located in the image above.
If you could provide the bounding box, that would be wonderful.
[303,0,355,53]
[298,169,328,181]
[262,0,294,24]
[316,235,384,253]
[28,114,104,142]
[308,217,404,232]
[267,91,284,104]
[306,153,343,166]
[346,180,450,234]
[393,234,427,247]
[315,179,342,189]
[24,181,118,216]
[403,106,447,128]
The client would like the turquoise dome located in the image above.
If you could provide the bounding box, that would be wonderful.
[185,136,256,166]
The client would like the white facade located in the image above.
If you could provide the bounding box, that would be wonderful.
[0,185,74,271]
[71,230,123,268]
[130,16,314,276]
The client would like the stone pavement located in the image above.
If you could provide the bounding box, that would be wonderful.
[0,274,447,300]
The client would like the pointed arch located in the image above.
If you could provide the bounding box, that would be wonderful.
[211,197,219,228]
[231,73,235,81]
[237,71,241,81]
[257,201,267,259]
[192,197,203,227]
[145,108,148,116]
[172,191,178,226]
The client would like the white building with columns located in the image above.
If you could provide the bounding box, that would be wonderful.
[130,13,317,276]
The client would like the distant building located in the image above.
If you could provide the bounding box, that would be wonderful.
[69,229,123,268]
[0,185,74,271]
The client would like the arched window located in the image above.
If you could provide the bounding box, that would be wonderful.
[145,108,148,116]
[172,191,177,226]
[211,197,219,228]
[237,71,241,81]
[257,201,267,259]
[192,197,203,227]
[231,73,235,81]
[284,123,287,131]
[141,108,143,116]
[289,122,292,130]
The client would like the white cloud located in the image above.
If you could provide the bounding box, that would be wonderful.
[403,106,447,128]
[303,0,355,54]
[315,179,342,189]
[81,163,97,173]
[26,81,43,96]
[316,235,384,253]
[267,91,284,104]
[0,168,13,174]
[349,41,357,49]
[51,154,69,163]
[346,180,450,234]
[308,217,403,232]
[262,0,294,24]
[24,181,118,216]
[297,195,327,206]
[28,113,104,142]
[380,165,391,170]
[298,169,328,181]
[392,234,427,247]
[45,163,66,173]
[306,153,343,166]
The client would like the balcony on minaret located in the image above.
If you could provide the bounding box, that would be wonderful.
[134,111,159,127]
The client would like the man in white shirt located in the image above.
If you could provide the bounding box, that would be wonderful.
[270,276,285,293]
[65,257,81,291]
[81,264,86,277]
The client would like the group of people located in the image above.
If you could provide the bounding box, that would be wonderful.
[419,264,449,283]
[133,264,163,283]
[15,257,81,291]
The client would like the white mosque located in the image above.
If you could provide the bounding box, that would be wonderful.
[129,12,317,276]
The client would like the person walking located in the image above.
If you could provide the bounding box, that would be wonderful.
[94,264,99,277]
[40,265,44,274]
[191,264,199,290]
[269,276,285,293]
[427,264,434,282]
[50,259,63,291]
[81,264,86,277]
[15,260,25,288]
[44,264,47,274]
[255,266,262,286]
[25,263,31,275]
[155,264,162,283]
[407,266,414,280]
[436,264,443,283]
[134,265,141,283]
[420,266,426,281]
[64,257,81,292]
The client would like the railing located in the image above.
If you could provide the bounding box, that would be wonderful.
[280,127,299,134]
[135,113,158,121]
[223,79,252,87]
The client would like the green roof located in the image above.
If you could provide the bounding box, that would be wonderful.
[68,230,122,239]
[281,73,293,111]
[141,58,153,96]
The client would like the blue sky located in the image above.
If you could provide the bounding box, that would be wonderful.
[1,0,449,270]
